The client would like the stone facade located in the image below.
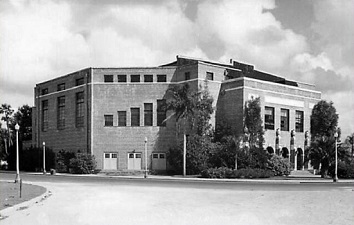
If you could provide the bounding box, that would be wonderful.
[32,55,321,171]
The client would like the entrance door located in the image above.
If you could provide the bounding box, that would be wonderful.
[128,153,142,170]
[103,153,118,170]
[152,153,166,171]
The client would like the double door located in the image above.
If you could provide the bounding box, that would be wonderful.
[128,153,142,170]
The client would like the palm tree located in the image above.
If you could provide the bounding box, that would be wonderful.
[0,104,14,154]
[166,83,198,176]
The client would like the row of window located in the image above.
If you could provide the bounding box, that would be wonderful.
[264,106,304,132]
[104,100,167,127]
[184,72,214,81]
[42,92,84,131]
[41,77,85,95]
[104,74,167,83]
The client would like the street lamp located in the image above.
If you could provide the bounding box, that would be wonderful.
[333,131,339,182]
[144,137,148,178]
[43,142,46,175]
[14,123,20,183]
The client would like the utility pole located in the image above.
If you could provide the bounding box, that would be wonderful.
[43,142,46,175]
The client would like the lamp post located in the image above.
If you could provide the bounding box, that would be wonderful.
[15,123,20,183]
[144,137,148,178]
[333,131,339,182]
[43,142,46,175]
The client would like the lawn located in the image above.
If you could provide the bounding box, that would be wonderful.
[0,181,46,211]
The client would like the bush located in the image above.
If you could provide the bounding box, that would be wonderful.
[7,146,55,172]
[201,167,274,179]
[69,153,97,174]
[56,150,75,173]
[267,155,291,176]
[329,160,354,178]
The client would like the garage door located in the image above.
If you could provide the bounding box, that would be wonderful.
[152,153,166,171]
[103,153,118,170]
[127,153,142,170]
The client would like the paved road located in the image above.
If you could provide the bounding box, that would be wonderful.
[1,172,354,225]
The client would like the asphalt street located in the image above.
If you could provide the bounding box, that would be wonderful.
[1,172,354,225]
[1,172,353,191]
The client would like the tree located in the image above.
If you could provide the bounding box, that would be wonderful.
[309,100,339,177]
[11,104,32,141]
[244,97,264,149]
[166,83,214,175]
[0,104,14,154]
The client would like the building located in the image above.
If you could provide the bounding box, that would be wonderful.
[32,55,321,171]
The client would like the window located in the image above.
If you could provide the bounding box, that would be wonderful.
[144,75,153,83]
[57,83,65,91]
[118,111,126,126]
[112,153,118,158]
[76,92,84,127]
[118,75,127,83]
[153,153,159,159]
[76,78,84,86]
[144,103,153,126]
[131,108,140,126]
[42,100,48,131]
[206,72,214,80]
[104,75,114,83]
[131,75,140,83]
[295,110,304,132]
[104,115,113,126]
[41,88,48,95]
[159,153,165,159]
[135,153,141,158]
[105,153,110,158]
[280,108,289,131]
[264,106,275,130]
[57,96,65,129]
[157,99,166,126]
[185,72,190,80]
[157,75,166,82]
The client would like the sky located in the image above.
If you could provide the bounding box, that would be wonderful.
[0,0,353,138]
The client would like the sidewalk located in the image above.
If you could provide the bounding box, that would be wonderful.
[24,172,354,183]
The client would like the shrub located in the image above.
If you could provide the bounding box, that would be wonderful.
[56,150,76,173]
[69,153,97,174]
[267,155,291,176]
[7,146,55,172]
[329,160,354,178]
[201,167,273,179]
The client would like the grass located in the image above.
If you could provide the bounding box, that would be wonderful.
[0,181,46,211]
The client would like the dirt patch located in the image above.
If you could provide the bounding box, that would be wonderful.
[0,181,46,211]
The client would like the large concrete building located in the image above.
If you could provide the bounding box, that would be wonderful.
[32,56,321,171]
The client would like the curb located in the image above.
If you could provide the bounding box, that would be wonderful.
[0,186,51,219]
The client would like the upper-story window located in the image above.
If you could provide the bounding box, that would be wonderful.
[57,96,65,130]
[157,75,166,82]
[280,108,289,131]
[144,103,153,126]
[131,108,140,126]
[131,75,140,83]
[41,88,48,95]
[157,99,166,127]
[104,75,114,83]
[42,100,48,131]
[295,110,304,132]
[57,83,65,91]
[118,111,127,126]
[264,106,275,130]
[104,115,113,126]
[76,92,84,127]
[144,75,153,83]
[118,75,127,83]
[185,72,190,80]
[206,72,214,81]
[76,78,84,86]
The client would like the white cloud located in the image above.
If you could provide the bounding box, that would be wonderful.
[195,0,308,71]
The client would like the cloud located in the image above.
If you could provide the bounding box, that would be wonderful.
[0,0,352,136]
[195,0,308,72]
